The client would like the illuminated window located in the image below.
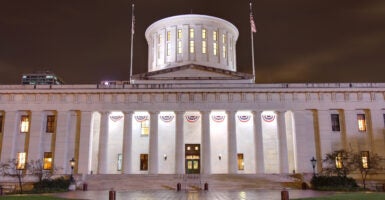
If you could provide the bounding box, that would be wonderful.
[140,154,148,171]
[335,151,343,169]
[177,29,182,39]
[237,153,244,170]
[166,31,171,41]
[213,31,217,41]
[361,151,369,169]
[141,120,149,136]
[357,114,367,132]
[189,28,194,39]
[117,153,122,171]
[177,41,182,54]
[0,115,3,133]
[213,42,218,55]
[17,152,27,170]
[202,29,206,39]
[222,34,226,44]
[43,152,53,170]
[190,40,195,53]
[331,114,340,132]
[20,115,30,133]
[46,115,55,133]
[167,43,171,56]
[223,45,226,58]
[202,41,207,54]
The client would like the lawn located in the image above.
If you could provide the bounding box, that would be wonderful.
[0,195,77,200]
[294,192,385,200]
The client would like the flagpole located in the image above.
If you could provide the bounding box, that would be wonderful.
[249,2,256,82]
[129,4,135,83]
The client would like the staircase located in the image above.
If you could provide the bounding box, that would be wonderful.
[82,174,301,191]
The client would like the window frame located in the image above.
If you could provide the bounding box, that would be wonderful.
[237,153,244,170]
[46,115,56,133]
[331,114,340,132]
[0,115,3,133]
[20,115,30,133]
[357,114,367,132]
[140,154,148,171]
[43,152,53,170]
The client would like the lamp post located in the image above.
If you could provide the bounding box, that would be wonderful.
[310,156,317,177]
[70,158,75,183]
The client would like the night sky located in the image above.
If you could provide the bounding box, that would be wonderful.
[1,0,384,84]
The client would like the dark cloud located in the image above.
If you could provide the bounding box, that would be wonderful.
[0,0,384,84]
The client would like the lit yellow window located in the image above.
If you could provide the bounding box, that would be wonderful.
[177,41,182,54]
[213,31,217,41]
[167,43,171,56]
[20,115,30,133]
[166,31,171,41]
[213,43,218,55]
[357,114,367,132]
[43,152,53,170]
[335,152,343,169]
[237,153,244,170]
[189,28,194,39]
[190,41,195,53]
[361,151,369,169]
[223,45,226,58]
[202,41,207,54]
[222,34,226,44]
[17,152,26,170]
[141,120,149,136]
[177,29,182,39]
[202,29,206,39]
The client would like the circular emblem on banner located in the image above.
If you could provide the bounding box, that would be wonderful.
[212,115,225,122]
[262,114,275,122]
[185,115,200,123]
[135,115,148,122]
[160,115,174,122]
[110,115,123,122]
[238,115,251,122]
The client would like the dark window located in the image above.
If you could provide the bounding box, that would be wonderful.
[331,114,340,131]
[140,154,148,171]
[46,115,56,133]
[0,115,3,133]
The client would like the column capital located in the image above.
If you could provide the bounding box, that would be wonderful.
[174,111,185,115]
[100,111,110,115]
[148,111,160,115]
[225,110,237,115]
[251,110,263,115]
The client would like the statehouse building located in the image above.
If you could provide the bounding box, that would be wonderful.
[1,14,385,178]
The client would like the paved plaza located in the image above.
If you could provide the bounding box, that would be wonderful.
[54,189,334,200]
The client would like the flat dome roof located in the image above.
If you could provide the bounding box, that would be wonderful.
[145,14,239,40]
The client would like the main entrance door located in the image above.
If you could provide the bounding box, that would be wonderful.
[185,144,200,174]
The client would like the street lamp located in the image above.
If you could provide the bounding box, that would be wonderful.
[310,156,317,176]
[70,158,75,183]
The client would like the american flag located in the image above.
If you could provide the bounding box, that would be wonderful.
[250,13,257,33]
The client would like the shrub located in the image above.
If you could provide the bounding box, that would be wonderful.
[32,177,71,193]
[311,175,359,191]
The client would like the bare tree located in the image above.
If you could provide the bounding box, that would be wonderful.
[349,152,383,189]
[0,159,29,194]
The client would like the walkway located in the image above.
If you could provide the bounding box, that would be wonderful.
[54,189,334,200]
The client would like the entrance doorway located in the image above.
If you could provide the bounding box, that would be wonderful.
[185,144,200,174]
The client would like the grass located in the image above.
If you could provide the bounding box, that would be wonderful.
[0,195,78,200]
[294,192,385,200]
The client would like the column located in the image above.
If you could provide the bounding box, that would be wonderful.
[175,111,185,174]
[0,111,17,162]
[28,111,44,161]
[276,111,289,173]
[122,111,133,174]
[317,110,333,170]
[149,111,159,174]
[54,111,71,174]
[369,109,385,156]
[227,110,237,174]
[77,111,93,175]
[66,111,79,174]
[201,110,211,174]
[98,111,110,174]
[252,110,264,173]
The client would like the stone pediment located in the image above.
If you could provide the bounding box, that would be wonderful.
[132,64,253,81]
